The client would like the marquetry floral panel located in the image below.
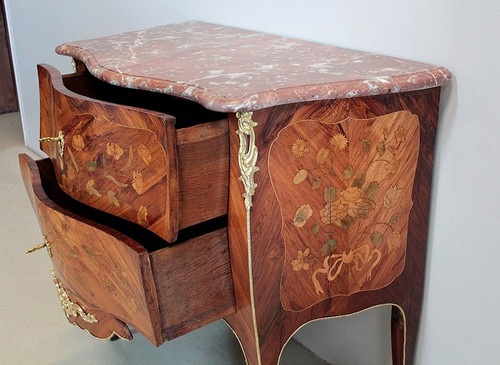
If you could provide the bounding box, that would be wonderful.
[40,205,152,339]
[55,114,168,238]
[268,111,420,311]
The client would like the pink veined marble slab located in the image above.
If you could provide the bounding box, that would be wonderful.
[56,21,451,112]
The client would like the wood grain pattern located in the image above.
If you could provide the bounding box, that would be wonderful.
[62,66,230,230]
[38,64,179,242]
[19,153,163,345]
[224,112,261,365]
[20,153,236,346]
[176,121,229,228]
[38,64,229,243]
[269,111,420,311]
[225,88,441,364]
[150,228,236,340]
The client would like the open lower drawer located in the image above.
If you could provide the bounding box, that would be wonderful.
[20,154,235,346]
[38,64,229,243]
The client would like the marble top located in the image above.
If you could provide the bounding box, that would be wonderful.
[56,21,451,112]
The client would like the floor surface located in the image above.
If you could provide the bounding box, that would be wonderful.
[0,112,327,365]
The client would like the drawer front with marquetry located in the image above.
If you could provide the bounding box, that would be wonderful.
[38,64,229,243]
[20,154,235,346]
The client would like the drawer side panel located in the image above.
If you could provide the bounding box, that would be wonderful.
[176,119,229,229]
[150,228,236,341]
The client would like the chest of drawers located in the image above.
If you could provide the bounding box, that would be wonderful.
[21,21,451,364]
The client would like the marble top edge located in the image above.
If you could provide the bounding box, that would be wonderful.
[55,21,451,112]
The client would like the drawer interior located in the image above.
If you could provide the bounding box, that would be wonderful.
[62,68,226,128]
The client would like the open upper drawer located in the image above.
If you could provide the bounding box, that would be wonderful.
[38,64,229,243]
[20,153,235,345]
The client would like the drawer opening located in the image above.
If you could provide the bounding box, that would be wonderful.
[37,158,227,253]
[62,69,226,129]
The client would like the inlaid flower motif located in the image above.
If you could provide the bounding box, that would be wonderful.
[132,171,144,195]
[293,169,308,184]
[320,186,375,226]
[387,231,402,253]
[320,200,348,224]
[339,187,363,203]
[383,185,403,208]
[293,204,313,227]
[267,112,419,308]
[86,160,97,172]
[85,179,102,198]
[72,134,85,152]
[291,138,310,158]
[385,158,400,175]
[329,133,348,151]
[126,297,138,313]
[138,144,152,166]
[107,190,120,207]
[106,142,124,160]
[114,263,128,286]
[137,205,149,226]
[394,126,408,143]
[348,200,375,218]
[66,164,77,181]
[291,248,310,271]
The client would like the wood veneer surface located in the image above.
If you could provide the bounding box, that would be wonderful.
[38,64,229,243]
[226,88,441,364]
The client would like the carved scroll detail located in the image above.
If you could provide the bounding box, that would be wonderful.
[52,269,98,324]
[236,111,259,210]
